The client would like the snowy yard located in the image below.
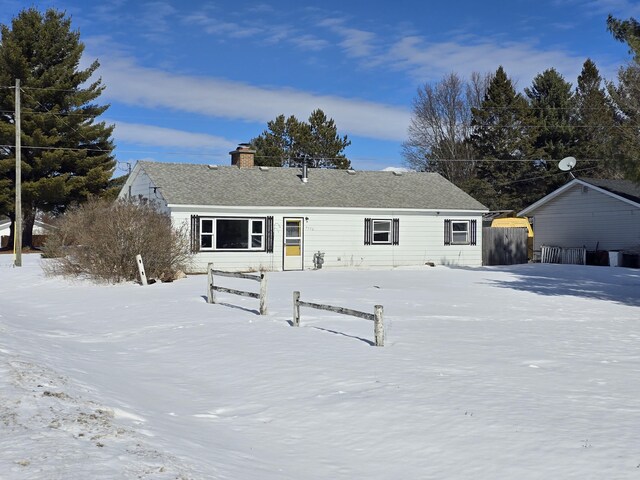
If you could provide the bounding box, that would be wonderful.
[0,254,639,479]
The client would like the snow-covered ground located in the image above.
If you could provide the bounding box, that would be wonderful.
[0,254,638,479]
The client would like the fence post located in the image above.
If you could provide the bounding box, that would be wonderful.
[207,263,215,304]
[136,254,148,286]
[293,291,300,326]
[374,305,384,347]
[259,273,268,315]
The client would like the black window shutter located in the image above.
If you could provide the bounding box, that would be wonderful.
[190,215,200,253]
[364,218,372,245]
[392,218,400,245]
[470,219,477,246]
[444,219,451,245]
[266,216,274,253]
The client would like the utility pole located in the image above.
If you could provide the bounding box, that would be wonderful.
[14,79,22,267]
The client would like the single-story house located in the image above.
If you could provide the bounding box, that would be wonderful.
[0,216,10,238]
[118,145,488,272]
[0,215,53,248]
[518,177,640,259]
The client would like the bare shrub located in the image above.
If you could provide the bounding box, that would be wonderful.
[42,198,192,283]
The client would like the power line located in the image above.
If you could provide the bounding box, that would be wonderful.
[0,144,112,153]
[19,88,111,157]
[0,144,228,156]
[0,145,619,163]
[495,166,597,187]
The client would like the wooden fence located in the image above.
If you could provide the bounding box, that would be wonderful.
[207,263,268,315]
[292,291,384,347]
[482,227,528,265]
[540,246,586,265]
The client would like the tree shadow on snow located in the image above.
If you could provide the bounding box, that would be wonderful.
[459,264,640,308]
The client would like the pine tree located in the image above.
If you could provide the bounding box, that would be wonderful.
[251,114,299,167]
[573,59,620,178]
[0,8,115,247]
[526,69,575,159]
[606,15,640,182]
[525,68,575,192]
[252,109,350,169]
[305,109,350,169]
[469,66,538,211]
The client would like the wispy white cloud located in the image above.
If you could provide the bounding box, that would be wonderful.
[318,18,377,58]
[138,1,177,38]
[111,121,238,151]
[182,12,262,39]
[184,9,328,50]
[246,3,275,14]
[580,0,640,16]
[385,35,593,87]
[96,54,411,142]
[288,33,329,51]
[312,13,605,86]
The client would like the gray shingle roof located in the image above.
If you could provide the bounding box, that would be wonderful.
[136,161,487,211]
[580,178,640,204]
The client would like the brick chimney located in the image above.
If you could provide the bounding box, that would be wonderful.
[230,143,255,168]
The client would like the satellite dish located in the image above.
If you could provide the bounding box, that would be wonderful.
[558,156,577,171]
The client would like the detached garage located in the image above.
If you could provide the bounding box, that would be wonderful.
[518,177,640,266]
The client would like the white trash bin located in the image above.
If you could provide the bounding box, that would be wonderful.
[608,251,622,267]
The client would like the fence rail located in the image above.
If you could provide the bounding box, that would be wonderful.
[207,264,268,315]
[293,291,384,346]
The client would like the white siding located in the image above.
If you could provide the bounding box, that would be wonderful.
[0,221,49,237]
[170,207,483,273]
[118,168,170,214]
[530,184,640,251]
[0,222,9,237]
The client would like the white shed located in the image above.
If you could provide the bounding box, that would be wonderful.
[119,145,488,272]
[0,217,9,239]
[0,216,53,248]
[518,177,640,256]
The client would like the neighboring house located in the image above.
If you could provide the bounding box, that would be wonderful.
[518,177,640,256]
[119,145,488,272]
[0,216,10,240]
[0,215,54,248]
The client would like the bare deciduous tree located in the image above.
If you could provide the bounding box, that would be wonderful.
[403,72,491,185]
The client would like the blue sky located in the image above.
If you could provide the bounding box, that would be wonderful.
[1,0,639,174]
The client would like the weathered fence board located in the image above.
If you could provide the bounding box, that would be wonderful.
[482,227,528,266]
[214,286,260,299]
[293,291,384,347]
[540,246,586,265]
[207,263,267,315]
[209,270,262,281]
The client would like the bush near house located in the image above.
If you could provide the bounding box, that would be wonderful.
[42,198,191,283]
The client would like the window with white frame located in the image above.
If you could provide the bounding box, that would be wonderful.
[364,218,399,245]
[201,219,214,248]
[451,221,469,244]
[372,219,392,244]
[444,219,477,246]
[199,217,265,251]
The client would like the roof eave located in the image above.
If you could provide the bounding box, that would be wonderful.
[519,178,640,216]
[167,203,488,213]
